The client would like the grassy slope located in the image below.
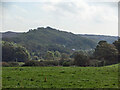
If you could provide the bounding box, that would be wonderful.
[2,64,118,88]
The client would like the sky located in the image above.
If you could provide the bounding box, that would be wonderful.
[0,0,118,36]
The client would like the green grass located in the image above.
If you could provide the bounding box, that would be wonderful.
[2,64,119,88]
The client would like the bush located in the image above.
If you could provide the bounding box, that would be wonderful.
[59,59,65,66]
[74,51,89,66]
[2,62,10,67]
[89,60,106,67]
[62,61,70,66]
[9,62,20,67]
[23,60,60,66]
[43,60,58,66]
[23,60,41,66]
[23,60,75,67]
[2,62,20,67]
[59,59,74,66]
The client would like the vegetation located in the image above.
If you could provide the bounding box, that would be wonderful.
[2,64,118,88]
[2,62,20,67]
[1,27,119,88]
[80,34,118,44]
[2,39,120,67]
[94,41,118,65]
[113,38,120,63]
[2,27,97,58]
[2,27,119,67]
[2,41,30,62]
[74,51,89,66]
[44,51,55,60]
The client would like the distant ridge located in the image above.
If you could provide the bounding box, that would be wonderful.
[80,34,118,44]
[2,26,118,55]
[2,31,21,38]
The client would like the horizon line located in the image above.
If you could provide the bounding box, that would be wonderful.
[1,26,118,37]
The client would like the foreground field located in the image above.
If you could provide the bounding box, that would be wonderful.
[2,64,119,88]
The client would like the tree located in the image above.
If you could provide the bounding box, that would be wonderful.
[61,53,69,60]
[32,56,39,60]
[54,51,61,60]
[94,41,118,64]
[2,41,30,62]
[74,51,89,66]
[113,39,120,63]
[113,39,120,52]
[2,41,15,62]
[15,46,30,62]
[54,51,61,58]
[45,51,54,60]
[54,51,61,65]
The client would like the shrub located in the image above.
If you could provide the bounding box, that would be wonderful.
[23,60,40,66]
[43,60,58,66]
[9,62,20,67]
[23,60,60,66]
[23,60,46,66]
[39,62,45,66]
[62,61,70,66]
[2,62,10,67]
[74,51,89,66]
[2,62,20,67]
[59,59,74,66]
[59,59,65,66]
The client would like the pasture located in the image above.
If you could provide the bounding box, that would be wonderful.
[2,64,119,88]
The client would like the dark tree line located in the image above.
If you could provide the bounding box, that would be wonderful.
[2,39,120,67]
[2,41,30,62]
[113,39,120,62]
[74,40,119,66]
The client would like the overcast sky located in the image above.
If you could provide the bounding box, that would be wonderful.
[1,0,118,36]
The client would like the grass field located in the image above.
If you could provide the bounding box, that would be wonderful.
[2,64,119,88]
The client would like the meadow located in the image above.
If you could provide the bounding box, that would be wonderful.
[2,64,119,88]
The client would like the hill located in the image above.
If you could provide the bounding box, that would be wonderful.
[2,31,21,38]
[80,34,118,44]
[2,27,97,56]
[2,27,117,57]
